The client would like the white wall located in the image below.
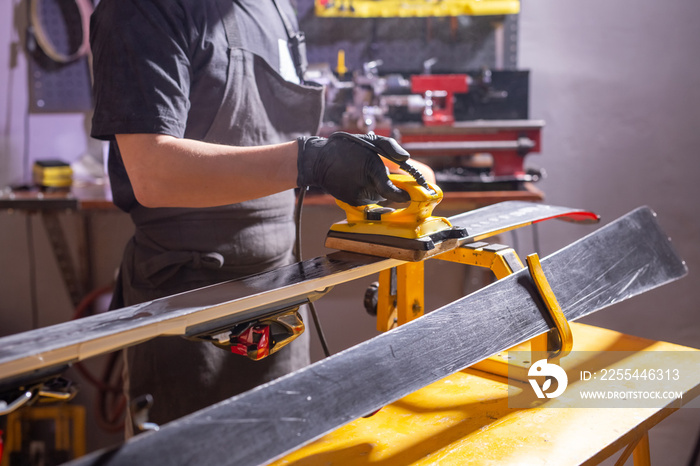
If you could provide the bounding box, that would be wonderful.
[519,1,700,463]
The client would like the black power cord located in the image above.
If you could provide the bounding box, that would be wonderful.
[294,187,331,358]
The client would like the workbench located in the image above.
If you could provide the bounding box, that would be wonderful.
[272,323,700,465]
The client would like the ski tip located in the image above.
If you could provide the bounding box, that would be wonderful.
[630,206,688,280]
[537,209,600,225]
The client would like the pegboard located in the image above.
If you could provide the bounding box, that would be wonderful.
[23,0,516,111]
[26,0,92,113]
[297,0,519,74]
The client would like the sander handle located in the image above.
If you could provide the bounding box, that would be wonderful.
[338,131,432,192]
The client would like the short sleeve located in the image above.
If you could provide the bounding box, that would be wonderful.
[90,0,192,140]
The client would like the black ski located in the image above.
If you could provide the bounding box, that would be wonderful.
[0,201,596,386]
[66,207,686,466]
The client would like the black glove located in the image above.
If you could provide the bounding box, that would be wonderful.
[297,132,412,206]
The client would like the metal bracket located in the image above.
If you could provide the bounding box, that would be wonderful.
[1,376,77,417]
[0,391,33,416]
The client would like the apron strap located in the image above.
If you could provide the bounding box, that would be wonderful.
[214,0,307,83]
[270,0,308,83]
[214,0,242,49]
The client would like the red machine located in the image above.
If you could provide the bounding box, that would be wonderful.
[411,74,469,126]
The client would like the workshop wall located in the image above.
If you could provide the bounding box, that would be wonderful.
[299,5,516,73]
[519,0,700,377]
[0,0,134,452]
[518,1,700,464]
[0,2,130,333]
[0,0,699,462]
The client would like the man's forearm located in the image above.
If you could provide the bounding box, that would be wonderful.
[115,134,299,208]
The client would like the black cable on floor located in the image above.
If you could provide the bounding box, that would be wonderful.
[294,187,331,358]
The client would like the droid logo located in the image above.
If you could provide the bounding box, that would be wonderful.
[528,359,568,398]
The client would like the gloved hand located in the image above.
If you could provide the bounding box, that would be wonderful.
[297,132,412,206]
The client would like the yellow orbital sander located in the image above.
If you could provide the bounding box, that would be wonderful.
[325,134,467,261]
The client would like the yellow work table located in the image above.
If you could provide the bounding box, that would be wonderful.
[273,323,700,465]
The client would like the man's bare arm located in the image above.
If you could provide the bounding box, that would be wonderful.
[117,132,435,209]
[116,134,299,208]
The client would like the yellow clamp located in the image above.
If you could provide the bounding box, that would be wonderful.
[330,174,454,240]
[526,253,573,360]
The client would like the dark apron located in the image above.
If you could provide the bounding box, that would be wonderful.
[115,1,323,431]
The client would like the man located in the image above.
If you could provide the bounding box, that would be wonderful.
[90,0,431,432]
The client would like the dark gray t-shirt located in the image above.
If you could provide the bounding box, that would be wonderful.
[90,0,301,211]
